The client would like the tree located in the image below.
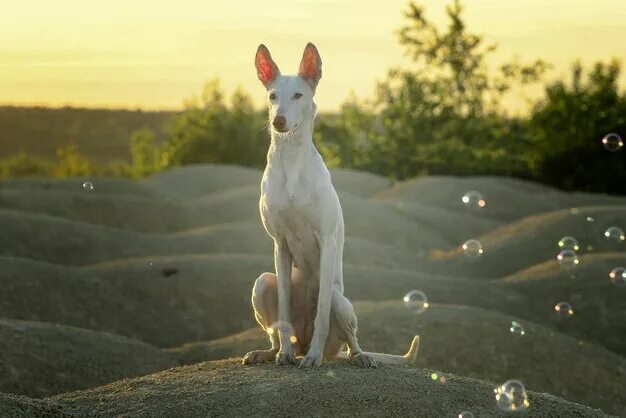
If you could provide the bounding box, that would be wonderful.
[529,60,626,194]
[53,144,93,177]
[129,127,163,178]
[160,80,268,169]
[364,0,549,179]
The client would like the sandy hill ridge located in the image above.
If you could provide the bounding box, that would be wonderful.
[0,164,624,416]
[46,359,610,418]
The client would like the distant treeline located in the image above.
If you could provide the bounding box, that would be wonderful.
[1,0,625,195]
[0,106,176,162]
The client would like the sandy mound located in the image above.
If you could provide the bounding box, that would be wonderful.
[48,358,609,417]
[167,302,626,416]
[0,319,174,398]
[0,393,67,418]
[374,175,624,222]
[1,164,625,415]
[0,177,154,197]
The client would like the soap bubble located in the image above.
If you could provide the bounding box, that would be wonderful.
[601,133,624,152]
[554,301,574,319]
[461,191,486,209]
[558,236,580,252]
[557,249,579,269]
[604,226,625,242]
[586,216,595,223]
[458,411,475,418]
[609,267,626,287]
[82,181,94,191]
[403,290,429,314]
[510,321,525,336]
[494,379,529,411]
[462,239,483,258]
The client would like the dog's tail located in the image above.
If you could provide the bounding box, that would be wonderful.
[337,335,420,365]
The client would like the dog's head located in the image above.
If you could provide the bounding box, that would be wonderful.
[255,43,322,134]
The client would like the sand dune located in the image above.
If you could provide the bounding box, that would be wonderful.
[167,302,626,416]
[0,319,173,398]
[47,359,609,417]
[0,393,67,418]
[0,164,624,416]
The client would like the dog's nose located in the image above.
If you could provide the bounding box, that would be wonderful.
[272,115,287,132]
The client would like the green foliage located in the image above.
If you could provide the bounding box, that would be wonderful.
[370,0,546,178]
[0,152,53,178]
[529,60,626,193]
[161,80,268,169]
[53,144,93,177]
[0,106,174,162]
[129,128,163,178]
[314,95,377,169]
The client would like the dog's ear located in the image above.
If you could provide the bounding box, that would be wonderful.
[298,42,322,90]
[255,44,280,88]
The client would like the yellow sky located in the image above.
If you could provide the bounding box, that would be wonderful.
[1,0,625,112]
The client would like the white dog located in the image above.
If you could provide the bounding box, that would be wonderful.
[242,43,419,368]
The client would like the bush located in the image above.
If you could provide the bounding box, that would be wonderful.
[0,152,53,178]
[159,80,268,169]
[529,61,626,194]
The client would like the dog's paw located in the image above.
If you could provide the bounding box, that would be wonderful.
[275,350,297,366]
[298,349,323,368]
[242,349,278,365]
[350,352,377,368]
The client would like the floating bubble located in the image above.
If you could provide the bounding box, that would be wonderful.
[554,301,574,318]
[82,181,94,191]
[586,216,595,223]
[604,226,625,242]
[403,290,429,314]
[462,239,484,258]
[558,236,580,252]
[601,133,624,152]
[557,249,579,270]
[510,321,525,336]
[458,411,475,418]
[461,190,486,209]
[494,379,530,412]
[609,267,626,287]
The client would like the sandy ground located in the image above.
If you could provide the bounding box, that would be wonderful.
[0,164,624,416]
[50,359,609,418]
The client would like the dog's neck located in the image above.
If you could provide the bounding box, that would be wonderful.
[266,102,317,199]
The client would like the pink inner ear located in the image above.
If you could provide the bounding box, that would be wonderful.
[299,48,320,81]
[256,51,276,85]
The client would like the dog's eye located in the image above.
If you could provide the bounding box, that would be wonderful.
[293,93,303,99]
[269,93,277,100]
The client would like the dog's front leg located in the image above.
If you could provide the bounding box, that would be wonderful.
[274,238,297,365]
[299,236,337,368]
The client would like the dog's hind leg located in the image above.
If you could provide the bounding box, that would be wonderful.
[330,290,377,368]
[332,290,420,366]
[242,272,280,365]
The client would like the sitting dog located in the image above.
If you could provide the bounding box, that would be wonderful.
[243,43,419,368]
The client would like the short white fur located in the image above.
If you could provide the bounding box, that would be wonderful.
[243,42,419,368]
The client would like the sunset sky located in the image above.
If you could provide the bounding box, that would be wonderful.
[1,0,626,112]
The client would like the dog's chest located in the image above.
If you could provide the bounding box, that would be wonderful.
[260,168,326,273]
[261,173,320,237]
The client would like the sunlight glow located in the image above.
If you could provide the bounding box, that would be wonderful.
[1,0,626,111]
